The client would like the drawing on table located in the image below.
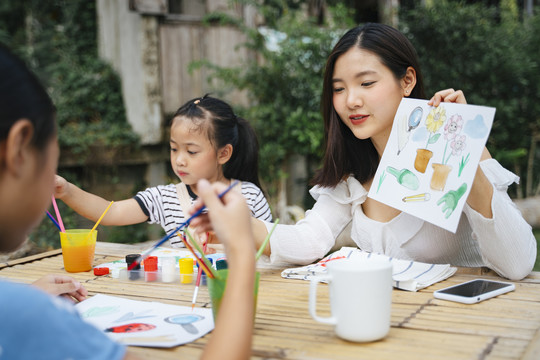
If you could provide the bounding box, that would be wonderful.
[76,294,214,348]
[105,323,156,333]
[114,309,156,323]
[82,306,119,318]
[165,314,204,334]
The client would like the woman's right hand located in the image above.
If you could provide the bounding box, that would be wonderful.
[428,88,467,106]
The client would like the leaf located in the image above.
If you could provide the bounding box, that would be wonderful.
[428,133,441,144]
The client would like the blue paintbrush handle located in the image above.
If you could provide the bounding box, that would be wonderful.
[130,180,239,269]
[46,211,62,232]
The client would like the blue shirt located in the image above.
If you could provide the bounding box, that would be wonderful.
[0,280,125,360]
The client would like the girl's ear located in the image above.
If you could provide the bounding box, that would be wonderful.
[402,66,417,97]
[217,144,233,165]
[2,119,35,178]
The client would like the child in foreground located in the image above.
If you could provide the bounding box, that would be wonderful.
[0,44,256,360]
[55,94,272,247]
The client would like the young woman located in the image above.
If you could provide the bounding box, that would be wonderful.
[0,44,256,360]
[218,23,535,281]
[55,95,272,247]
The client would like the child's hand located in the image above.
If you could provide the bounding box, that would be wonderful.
[54,175,69,199]
[32,274,88,303]
[190,179,255,261]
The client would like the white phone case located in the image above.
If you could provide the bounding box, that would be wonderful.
[433,279,515,304]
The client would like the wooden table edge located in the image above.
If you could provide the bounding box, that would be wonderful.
[0,248,63,269]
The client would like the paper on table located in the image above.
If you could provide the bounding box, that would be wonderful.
[75,294,214,348]
[281,247,457,291]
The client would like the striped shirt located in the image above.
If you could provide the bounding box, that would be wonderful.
[134,181,273,247]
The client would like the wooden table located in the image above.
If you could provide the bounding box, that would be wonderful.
[1,241,540,360]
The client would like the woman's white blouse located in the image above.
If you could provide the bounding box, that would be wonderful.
[267,159,536,280]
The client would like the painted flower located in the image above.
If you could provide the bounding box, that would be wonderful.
[425,106,446,133]
[444,114,463,141]
[450,134,467,156]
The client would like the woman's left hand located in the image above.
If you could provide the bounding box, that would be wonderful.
[428,88,467,106]
[32,274,88,303]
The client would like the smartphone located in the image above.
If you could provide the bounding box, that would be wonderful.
[433,279,515,304]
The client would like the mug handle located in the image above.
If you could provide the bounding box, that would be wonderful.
[309,274,337,325]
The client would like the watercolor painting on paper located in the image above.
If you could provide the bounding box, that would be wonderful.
[76,294,214,347]
[368,98,495,233]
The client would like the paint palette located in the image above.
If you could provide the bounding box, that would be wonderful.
[95,251,226,284]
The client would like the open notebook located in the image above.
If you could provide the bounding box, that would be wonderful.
[281,247,457,291]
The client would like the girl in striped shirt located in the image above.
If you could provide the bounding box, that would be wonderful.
[54,95,272,247]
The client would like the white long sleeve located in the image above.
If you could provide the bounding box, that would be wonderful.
[463,159,536,280]
[266,159,536,280]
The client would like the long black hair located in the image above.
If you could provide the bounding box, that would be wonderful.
[312,23,425,187]
[0,44,56,150]
[172,94,262,188]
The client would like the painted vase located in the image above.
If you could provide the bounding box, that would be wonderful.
[430,163,452,191]
[414,149,433,173]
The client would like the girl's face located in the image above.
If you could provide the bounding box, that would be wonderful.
[169,117,228,191]
[332,47,412,154]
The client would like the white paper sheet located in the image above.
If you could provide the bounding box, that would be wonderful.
[281,247,457,291]
[368,98,495,232]
[75,294,214,347]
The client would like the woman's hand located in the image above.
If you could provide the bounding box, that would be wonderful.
[428,88,467,106]
[32,274,88,303]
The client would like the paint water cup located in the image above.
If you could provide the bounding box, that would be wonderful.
[309,259,393,342]
[60,229,97,273]
[207,269,260,322]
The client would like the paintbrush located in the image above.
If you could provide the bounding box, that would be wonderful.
[46,210,62,231]
[255,218,279,261]
[51,195,66,232]
[191,233,209,310]
[182,230,217,279]
[86,201,113,240]
[128,180,239,270]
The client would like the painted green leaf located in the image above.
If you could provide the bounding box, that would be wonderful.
[428,133,441,144]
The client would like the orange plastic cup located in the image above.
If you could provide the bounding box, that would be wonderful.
[60,229,97,273]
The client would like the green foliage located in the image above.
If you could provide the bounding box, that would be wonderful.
[1,1,141,250]
[401,1,540,197]
[192,2,354,196]
[0,0,139,158]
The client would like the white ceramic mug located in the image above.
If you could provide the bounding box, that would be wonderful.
[309,258,393,342]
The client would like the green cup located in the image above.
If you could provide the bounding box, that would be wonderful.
[207,269,260,322]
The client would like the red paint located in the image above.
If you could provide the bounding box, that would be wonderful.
[93,267,109,276]
[105,323,156,333]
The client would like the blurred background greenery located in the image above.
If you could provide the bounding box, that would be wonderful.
[0,0,538,269]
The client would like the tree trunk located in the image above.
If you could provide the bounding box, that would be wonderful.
[378,0,399,26]
[514,196,540,228]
